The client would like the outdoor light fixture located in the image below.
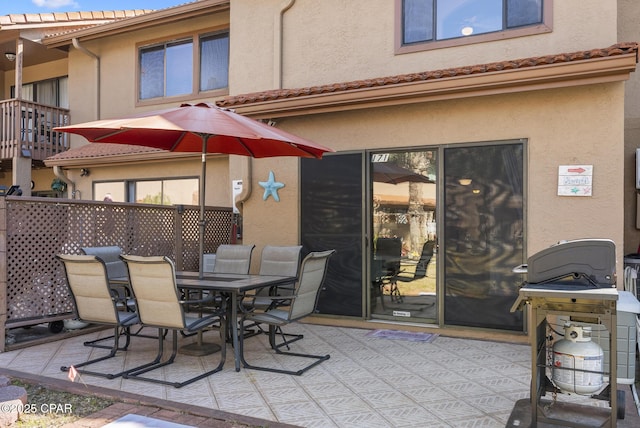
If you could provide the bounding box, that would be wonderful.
[80,168,90,177]
[5,52,16,62]
[458,178,472,186]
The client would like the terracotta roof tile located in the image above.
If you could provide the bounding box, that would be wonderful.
[218,43,639,108]
[0,10,154,27]
[49,43,639,163]
[47,143,166,161]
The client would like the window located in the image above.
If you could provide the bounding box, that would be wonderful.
[398,0,550,52]
[11,76,69,108]
[94,178,199,206]
[139,30,229,101]
[200,33,230,92]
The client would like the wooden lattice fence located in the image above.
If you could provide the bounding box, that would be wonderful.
[0,196,233,350]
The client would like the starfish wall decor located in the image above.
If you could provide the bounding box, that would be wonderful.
[259,171,285,202]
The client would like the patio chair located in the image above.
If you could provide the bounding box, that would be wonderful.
[241,245,302,336]
[56,254,145,379]
[80,245,156,347]
[239,249,335,375]
[213,244,256,274]
[189,243,256,318]
[80,246,128,285]
[120,254,226,388]
[184,244,256,318]
[244,245,302,309]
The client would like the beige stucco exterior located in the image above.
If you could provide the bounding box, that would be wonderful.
[237,83,625,260]
[231,0,617,92]
[19,0,637,333]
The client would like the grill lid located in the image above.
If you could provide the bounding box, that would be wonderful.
[526,239,616,287]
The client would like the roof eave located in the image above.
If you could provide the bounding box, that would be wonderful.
[43,0,230,48]
[44,150,226,168]
[226,53,638,120]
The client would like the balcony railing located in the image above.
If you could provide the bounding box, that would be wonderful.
[0,99,70,161]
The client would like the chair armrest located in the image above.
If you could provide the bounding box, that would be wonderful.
[262,294,295,310]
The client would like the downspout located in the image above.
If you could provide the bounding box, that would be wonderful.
[72,38,100,119]
[58,38,99,200]
[274,0,295,89]
[234,0,295,215]
[53,166,78,199]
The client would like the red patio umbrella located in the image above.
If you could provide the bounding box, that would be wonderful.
[55,102,334,277]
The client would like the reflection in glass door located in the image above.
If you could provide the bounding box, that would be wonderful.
[371,150,437,322]
[443,142,524,331]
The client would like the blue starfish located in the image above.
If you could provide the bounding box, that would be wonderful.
[259,171,285,202]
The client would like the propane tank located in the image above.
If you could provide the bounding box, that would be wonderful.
[552,324,604,395]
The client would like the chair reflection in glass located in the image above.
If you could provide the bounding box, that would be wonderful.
[239,249,335,375]
[396,240,435,283]
[374,237,403,304]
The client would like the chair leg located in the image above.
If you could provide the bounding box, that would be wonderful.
[239,321,329,376]
[270,325,303,351]
[84,325,158,350]
[388,280,403,303]
[372,279,386,311]
[60,325,140,379]
[124,321,226,388]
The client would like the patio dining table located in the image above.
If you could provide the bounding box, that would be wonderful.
[175,272,296,371]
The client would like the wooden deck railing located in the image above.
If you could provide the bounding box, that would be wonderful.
[0,99,70,161]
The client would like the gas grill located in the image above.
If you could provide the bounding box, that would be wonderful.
[508,238,623,427]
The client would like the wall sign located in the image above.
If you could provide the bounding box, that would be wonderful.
[558,165,593,196]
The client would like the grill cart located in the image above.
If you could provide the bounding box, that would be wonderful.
[509,239,624,427]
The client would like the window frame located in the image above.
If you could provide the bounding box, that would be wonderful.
[93,177,199,205]
[136,27,229,106]
[394,0,553,54]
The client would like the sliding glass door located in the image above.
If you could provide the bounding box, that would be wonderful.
[301,140,525,331]
[442,142,524,331]
[370,150,437,322]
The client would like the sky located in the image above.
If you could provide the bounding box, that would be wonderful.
[1,0,189,15]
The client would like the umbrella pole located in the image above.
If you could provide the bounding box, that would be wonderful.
[199,141,206,280]
[181,135,221,356]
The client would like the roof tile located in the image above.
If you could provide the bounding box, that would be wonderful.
[0,10,154,26]
[47,143,165,162]
[218,43,639,108]
[48,43,639,163]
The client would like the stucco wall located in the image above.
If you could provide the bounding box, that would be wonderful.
[241,83,625,268]
[63,155,230,207]
[3,58,68,97]
[66,12,230,128]
[230,0,618,93]
[53,0,628,276]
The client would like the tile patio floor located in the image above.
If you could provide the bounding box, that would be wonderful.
[0,323,638,427]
